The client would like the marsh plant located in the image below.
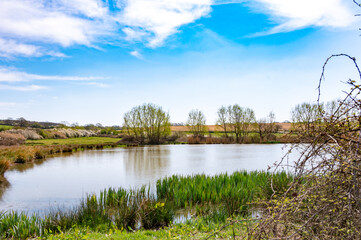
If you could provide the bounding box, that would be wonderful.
[0,171,292,239]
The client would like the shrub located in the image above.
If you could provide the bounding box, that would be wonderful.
[0,132,26,146]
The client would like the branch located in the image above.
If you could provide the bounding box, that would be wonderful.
[318,54,361,104]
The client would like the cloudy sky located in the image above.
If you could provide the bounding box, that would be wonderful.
[0,0,360,125]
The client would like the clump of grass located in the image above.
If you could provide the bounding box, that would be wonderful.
[0,171,293,239]
[139,198,174,229]
[0,159,10,176]
[0,132,26,146]
[0,211,42,239]
[156,171,293,216]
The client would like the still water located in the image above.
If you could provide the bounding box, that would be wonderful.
[0,144,295,214]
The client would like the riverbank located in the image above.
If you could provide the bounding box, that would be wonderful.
[0,171,292,239]
[0,137,124,181]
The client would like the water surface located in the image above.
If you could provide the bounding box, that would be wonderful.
[0,144,294,214]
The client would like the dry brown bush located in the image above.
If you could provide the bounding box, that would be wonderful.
[0,132,26,146]
[249,54,361,239]
[7,129,43,140]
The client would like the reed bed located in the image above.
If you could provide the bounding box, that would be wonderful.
[0,171,293,239]
[156,171,293,215]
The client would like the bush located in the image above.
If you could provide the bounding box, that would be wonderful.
[0,132,26,146]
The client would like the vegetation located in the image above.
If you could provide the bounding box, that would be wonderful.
[186,109,208,138]
[123,103,171,144]
[249,54,361,238]
[256,111,278,142]
[157,171,293,215]
[26,137,120,146]
[215,105,256,143]
[0,170,292,239]
[0,125,13,131]
[0,139,124,178]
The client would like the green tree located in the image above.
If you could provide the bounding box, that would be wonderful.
[186,109,208,137]
[228,104,255,143]
[256,111,276,142]
[123,103,171,144]
[290,102,323,136]
[216,106,229,137]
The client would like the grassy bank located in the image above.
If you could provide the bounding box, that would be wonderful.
[0,171,292,239]
[26,137,120,145]
[0,137,124,179]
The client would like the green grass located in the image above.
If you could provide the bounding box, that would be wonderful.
[0,125,13,131]
[26,137,121,146]
[0,171,292,239]
[157,171,293,216]
[45,215,251,239]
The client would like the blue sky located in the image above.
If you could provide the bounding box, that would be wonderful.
[0,0,360,125]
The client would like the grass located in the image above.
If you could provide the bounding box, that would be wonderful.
[45,215,252,239]
[26,137,120,146]
[157,171,293,215]
[0,125,13,132]
[0,171,292,239]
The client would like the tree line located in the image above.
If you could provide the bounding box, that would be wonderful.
[122,101,332,144]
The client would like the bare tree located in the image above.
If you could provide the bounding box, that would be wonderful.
[250,54,361,239]
[216,106,229,137]
[228,104,255,143]
[256,111,276,142]
[290,102,324,136]
[186,109,208,137]
[123,103,171,144]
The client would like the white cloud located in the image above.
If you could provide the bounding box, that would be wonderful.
[0,67,105,82]
[0,84,46,91]
[0,102,16,107]
[250,0,355,34]
[84,82,110,88]
[0,0,114,58]
[0,38,65,58]
[0,0,356,58]
[130,50,143,59]
[117,0,213,47]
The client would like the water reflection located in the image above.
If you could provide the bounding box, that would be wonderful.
[0,178,9,200]
[0,144,295,214]
[123,146,170,180]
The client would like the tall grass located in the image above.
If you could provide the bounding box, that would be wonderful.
[0,171,293,239]
[156,171,293,215]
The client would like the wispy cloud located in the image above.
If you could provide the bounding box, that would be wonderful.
[249,0,355,34]
[82,82,110,88]
[0,38,65,58]
[0,84,46,91]
[0,0,356,58]
[117,0,213,47]
[129,50,143,59]
[0,102,16,107]
[0,0,114,58]
[0,67,105,82]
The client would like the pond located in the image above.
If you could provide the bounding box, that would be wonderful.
[0,144,296,214]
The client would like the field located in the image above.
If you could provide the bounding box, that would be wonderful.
[0,125,13,131]
[26,137,121,145]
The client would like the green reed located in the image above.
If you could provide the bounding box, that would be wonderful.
[0,171,293,239]
[156,170,293,215]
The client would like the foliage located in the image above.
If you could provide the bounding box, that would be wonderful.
[250,54,361,239]
[256,111,278,142]
[26,137,120,146]
[156,171,293,216]
[123,103,171,144]
[186,109,208,137]
[215,104,256,143]
[0,132,26,146]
